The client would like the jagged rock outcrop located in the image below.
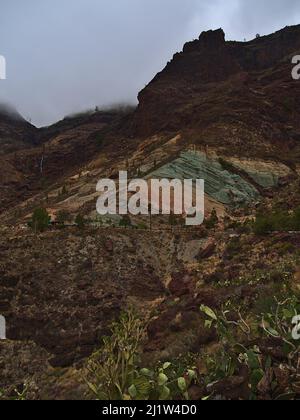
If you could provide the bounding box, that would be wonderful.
[131,25,300,156]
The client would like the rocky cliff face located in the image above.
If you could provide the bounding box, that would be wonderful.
[131,25,300,159]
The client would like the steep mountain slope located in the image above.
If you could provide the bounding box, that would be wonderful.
[1,25,300,400]
[2,25,300,221]
[0,108,137,213]
[0,105,38,154]
[0,105,39,211]
[131,26,300,162]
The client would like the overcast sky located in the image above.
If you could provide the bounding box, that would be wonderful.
[1,0,300,127]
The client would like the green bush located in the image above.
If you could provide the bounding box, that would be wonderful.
[200,293,300,400]
[253,208,300,235]
[0,383,29,401]
[119,215,132,228]
[85,310,197,401]
[29,208,50,233]
[292,207,300,230]
[253,214,273,235]
[204,209,218,230]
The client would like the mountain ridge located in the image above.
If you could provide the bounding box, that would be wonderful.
[1,23,300,400]
[131,25,300,142]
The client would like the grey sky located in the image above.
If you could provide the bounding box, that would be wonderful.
[1,0,300,127]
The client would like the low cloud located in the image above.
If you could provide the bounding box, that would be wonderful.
[0,0,299,126]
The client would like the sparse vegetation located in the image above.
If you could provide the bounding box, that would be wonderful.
[56,210,72,227]
[200,288,300,400]
[204,208,218,230]
[253,207,300,235]
[0,383,29,401]
[136,222,148,230]
[119,215,132,228]
[85,310,197,401]
[29,208,50,233]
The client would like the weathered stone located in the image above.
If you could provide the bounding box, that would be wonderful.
[168,272,191,297]
[197,240,216,259]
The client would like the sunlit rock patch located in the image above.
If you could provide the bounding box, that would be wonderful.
[226,157,293,188]
[147,150,260,207]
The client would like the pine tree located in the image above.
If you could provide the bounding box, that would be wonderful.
[29,208,50,233]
